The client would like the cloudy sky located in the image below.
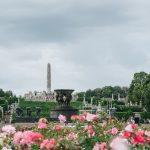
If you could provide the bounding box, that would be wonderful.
[0,0,150,95]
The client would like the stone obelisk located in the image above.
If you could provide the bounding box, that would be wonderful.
[47,63,51,93]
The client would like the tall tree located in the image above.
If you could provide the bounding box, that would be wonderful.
[128,72,148,104]
[143,74,150,111]
[101,86,113,98]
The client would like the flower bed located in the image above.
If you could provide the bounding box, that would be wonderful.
[0,113,150,150]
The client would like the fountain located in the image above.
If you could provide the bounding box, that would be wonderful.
[50,89,78,121]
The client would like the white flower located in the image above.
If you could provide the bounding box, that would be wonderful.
[2,147,12,150]
[2,125,16,135]
[0,133,7,145]
[110,136,130,150]
[125,124,132,132]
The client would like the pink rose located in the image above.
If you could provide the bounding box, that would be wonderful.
[145,131,150,137]
[38,122,47,129]
[137,129,145,136]
[123,131,132,138]
[125,124,137,133]
[86,113,99,122]
[110,136,130,150]
[58,114,66,123]
[132,135,145,145]
[38,118,48,123]
[85,125,95,137]
[102,121,107,128]
[13,131,23,145]
[67,132,78,140]
[78,114,86,122]
[13,131,43,145]
[111,127,118,135]
[54,124,63,132]
[40,138,56,150]
[71,115,79,121]
[40,139,49,149]
[93,142,107,150]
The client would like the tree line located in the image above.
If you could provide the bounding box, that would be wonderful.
[77,71,150,111]
[128,72,150,111]
[77,86,128,100]
[0,89,18,112]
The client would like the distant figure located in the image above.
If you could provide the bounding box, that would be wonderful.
[134,113,141,124]
[131,116,135,124]
[4,117,7,124]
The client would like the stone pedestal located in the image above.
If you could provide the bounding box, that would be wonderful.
[50,89,78,121]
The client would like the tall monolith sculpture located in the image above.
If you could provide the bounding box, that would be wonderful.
[47,63,51,93]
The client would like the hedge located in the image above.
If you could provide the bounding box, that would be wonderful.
[115,111,132,121]
[115,112,150,121]
[140,112,150,119]
[12,100,82,120]
[115,105,142,112]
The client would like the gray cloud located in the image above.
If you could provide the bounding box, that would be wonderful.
[0,0,150,95]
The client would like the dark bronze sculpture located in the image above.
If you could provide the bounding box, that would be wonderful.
[55,89,74,106]
[50,89,78,121]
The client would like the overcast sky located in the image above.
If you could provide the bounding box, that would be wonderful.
[0,0,150,95]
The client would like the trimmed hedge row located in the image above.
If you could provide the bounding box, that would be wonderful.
[115,112,150,121]
[115,105,142,112]
[13,100,82,119]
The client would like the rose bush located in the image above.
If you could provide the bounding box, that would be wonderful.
[0,113,150,150]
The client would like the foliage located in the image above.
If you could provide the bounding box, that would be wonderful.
[115,112,150,121]
[115,105,142,112]
[1,113,150,150]
[0,88,18,112]
[12,99,82,119]
[128,72,150,111]
[140,112,150,120]
[77,86,128,102]
[115,112,133,121]
[0,98,8,112]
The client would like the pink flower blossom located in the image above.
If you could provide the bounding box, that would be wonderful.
[2,125,16,135]
[110,136,130,150]
[71,115,79,121]
[85,125,95,137]
[38,118,48,124]
[54,124,63,132]
[40,138,56,150]
[93,142,107,150]
[123,131,132,138]
[58,114,66,123]
[71,114,86,122]
[13,131,23,145]
[110,127,118,135]
[132,135,145,145]
[38,122,47,129]
[86,113,99,122]
[137,129,145,136]
[125,124,137,133]
[13,131,43,145]
[102,121,107,128]
[78,114,86,122]
[67,132,78,140]
[145,131,150,137]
